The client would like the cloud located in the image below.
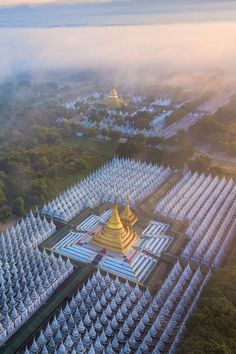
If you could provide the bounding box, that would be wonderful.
[1,22,236,89]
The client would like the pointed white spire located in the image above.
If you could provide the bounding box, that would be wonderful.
[76,338,86,353]
[78,319,86,334]
[94,336,103,352]
[36,330,46,348]
[89,324,97,340]
[30,338,39,353]
[83,330,92,347]
[88,344,96,354]
[64,335,74,350]
[105,322,113,337]
[111,335,119,350]
[57,342,67,354]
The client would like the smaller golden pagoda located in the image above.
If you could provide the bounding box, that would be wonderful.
[121,199,138,227]
[102,88,125,109]
[91,203,138,254]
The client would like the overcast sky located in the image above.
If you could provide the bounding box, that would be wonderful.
[0,0,110,6]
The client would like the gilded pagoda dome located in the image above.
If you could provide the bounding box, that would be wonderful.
[91,203,138,254]
[120,199,138,227]
[102,88,125,109]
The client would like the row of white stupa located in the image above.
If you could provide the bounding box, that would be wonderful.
[155,170,236,267]
[0,211,73,344]
[160,91,231,139]
[78,115,169,138]
[98,112,169,133]
[75,90,230,139]
[42,157,172,221]
[159,112,204,139]
[24,262,211,354]
[77,106,203,139]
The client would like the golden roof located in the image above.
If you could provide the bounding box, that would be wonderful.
[121,199,138,227]
[102,88,124,109]
[109,88,118,98]
[106,203,124,230]
[91,204,138,254]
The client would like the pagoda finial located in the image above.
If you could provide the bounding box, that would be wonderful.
[106,203,123,230]
[124,199,132,217]
[121,198,138,226]
[110,88,118,98]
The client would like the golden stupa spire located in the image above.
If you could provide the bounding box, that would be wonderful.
[102,87,125,109]
[91,203,138,254]
[109,88,118,98]
[106,203,123,230]
[121,199,138,227]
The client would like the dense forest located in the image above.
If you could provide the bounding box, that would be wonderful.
[190,95,236,155]
[115,132,194,169]
[115,131,227,177]
[177,244,236,354]
[0,81,115,223]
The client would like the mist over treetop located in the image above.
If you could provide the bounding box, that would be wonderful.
[1,22,236,91]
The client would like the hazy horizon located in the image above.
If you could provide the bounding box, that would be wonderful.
[1,0,236,92]
[0,0,111,7]
[1,0,236,28]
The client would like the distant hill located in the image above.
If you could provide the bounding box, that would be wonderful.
[0,0,235,27]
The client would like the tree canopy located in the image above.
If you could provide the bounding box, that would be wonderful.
[177,246,236,354]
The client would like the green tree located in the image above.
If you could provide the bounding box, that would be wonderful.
[108,130,121,141]
[68,159,88,173]
[209,166,225,177]
[61,122,73,138]
[0,171,6,181]
[12,197,25,216]
[47,128,62,144]
[38,156,50,170]
[86,127,97,138]
[0,207,12,221]
[128,135,147,146]
[0,189,6,207]
[30,125,49,144]
[28,178,48,205]
[168,109,186,125]
[146,136,166,147]
[116,142,140,158]
[189,155,211,173]
[148,148,165,164]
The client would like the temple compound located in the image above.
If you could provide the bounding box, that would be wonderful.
[52,200,172,283]
[1,157,236,354]
[24,266,211,354]
[102,88,126,109]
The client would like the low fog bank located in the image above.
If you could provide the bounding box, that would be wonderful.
[1,22,236,92]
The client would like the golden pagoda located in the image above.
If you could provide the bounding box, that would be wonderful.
[102,88,125,109]
[91,203,138,254]
[121,199,138,227]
